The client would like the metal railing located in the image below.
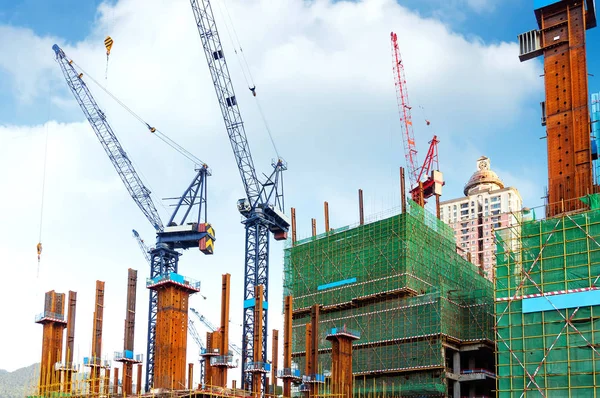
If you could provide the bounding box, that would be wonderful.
[35,311,65,322]
[302,374,325,383]
[146,272,201,290]
[278,368,301,378]
[210,354,234,367]
[327,326,361,338]
[244,361,271,372]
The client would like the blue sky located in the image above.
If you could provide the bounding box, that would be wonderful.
[0,0,599,381]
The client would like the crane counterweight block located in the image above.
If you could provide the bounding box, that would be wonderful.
[199,223,215,254]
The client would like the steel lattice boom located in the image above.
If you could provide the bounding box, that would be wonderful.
[52,44,164,232]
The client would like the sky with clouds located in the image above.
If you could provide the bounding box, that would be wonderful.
[1,0,599,388]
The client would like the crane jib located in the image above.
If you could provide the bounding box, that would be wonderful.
[53,44,165,232]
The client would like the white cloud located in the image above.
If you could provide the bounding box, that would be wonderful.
[0,0,543,386]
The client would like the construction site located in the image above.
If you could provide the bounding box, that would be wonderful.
[27,0,600,397]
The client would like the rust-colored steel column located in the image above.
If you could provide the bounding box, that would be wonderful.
[203,331,215,386]
[103,367,111,395]
[90,281,105,395]
[358,189,364,225]
[251,285,265,398]
[37,291,67,394]
[309,305,320,397]
[311,218,316,237]
[113,367,119,395]
[136,364,143,394]
[327,328,360,398]
[211,330,222,386]
[436,194,441,219]
[282,296,293,398]
[291,208,297,245]
[213,273,231,388]
[400,167,406,214]
[304,324,312,398]
[64,291,76,393]
[188,363,194,390]
[271,329,279,395]
[534,1,595,216]
[149,277,198,390]
[324,202,330,233]
[116,269,138,395]
[417,181,425,207]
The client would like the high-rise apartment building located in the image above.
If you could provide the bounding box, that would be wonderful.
[439,156,522,280]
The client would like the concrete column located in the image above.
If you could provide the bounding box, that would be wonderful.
[453,351,460,374]
[453,351,460,398]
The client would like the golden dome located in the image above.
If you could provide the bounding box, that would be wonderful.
[464,156,504,196]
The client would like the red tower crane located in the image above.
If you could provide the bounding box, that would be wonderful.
[391,31,444,211]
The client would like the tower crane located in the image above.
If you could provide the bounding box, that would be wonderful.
[390,32,444,210]
[189,0,289,391]
[52,44,216,391]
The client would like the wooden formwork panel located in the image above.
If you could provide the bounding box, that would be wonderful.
[38,291,66,393]
[541,2,593,216]
[154,285,190,389]
[330,338,353,398]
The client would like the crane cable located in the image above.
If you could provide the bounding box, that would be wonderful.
[70,60,207,169]
[37,106,50,276]
[215,0,280,159]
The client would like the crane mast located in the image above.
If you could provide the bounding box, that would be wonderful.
[53,44,215,391]
[189,0,289,391]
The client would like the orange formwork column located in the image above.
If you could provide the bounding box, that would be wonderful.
[88,280,105,395]
[63,291,77,393]
[543,1,594,215]
[519,0,597,216]
[278,296,299,398]
[36,291,67,395]
[148,273,200,390]
[326,327,360,398]
[212,273,232,388]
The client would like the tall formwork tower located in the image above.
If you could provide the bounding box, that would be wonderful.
[147,272,200,390]
[518,0,597,217]
[36,291,67,395]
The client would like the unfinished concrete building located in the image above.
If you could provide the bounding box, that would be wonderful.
[284,201,495,397]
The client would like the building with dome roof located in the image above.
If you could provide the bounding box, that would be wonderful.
[439,156,522,280]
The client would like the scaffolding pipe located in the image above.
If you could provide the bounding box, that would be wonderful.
[324,202,330,233]
[291,207,297,245]
[359,189,364,225]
